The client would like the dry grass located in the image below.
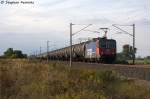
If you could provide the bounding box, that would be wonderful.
[128,59,150,65]
[0,59,150,99]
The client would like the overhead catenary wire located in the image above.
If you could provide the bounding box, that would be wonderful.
[112,24,133,36]
[72,24,92,36]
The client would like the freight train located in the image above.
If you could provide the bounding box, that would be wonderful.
[38,37,116,63]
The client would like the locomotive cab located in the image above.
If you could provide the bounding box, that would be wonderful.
[96,37,116,63]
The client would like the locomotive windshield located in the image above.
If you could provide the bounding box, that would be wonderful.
[100,40,116,48]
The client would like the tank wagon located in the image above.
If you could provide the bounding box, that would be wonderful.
[40,37,116,63]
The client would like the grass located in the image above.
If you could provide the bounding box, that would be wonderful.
[0,59,150,99]
[128,59,150,65]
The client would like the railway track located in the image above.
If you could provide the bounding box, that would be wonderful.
[52,61,150,81]
[71,62,150,68]
[76,63,150,81]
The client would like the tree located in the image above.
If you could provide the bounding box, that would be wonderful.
[13,50,24,58]
[145,56,150,59]
[4,48,14,58]
[117,44,137,61]
[122,44,137,60]
[3,48,27,58]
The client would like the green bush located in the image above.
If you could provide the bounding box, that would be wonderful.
[115,60,129,64]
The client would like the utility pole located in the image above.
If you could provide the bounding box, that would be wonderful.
[47,41,49,62]
[40,46,41,55]
[40,46,42,60]
[133,24,135,65]
[70,23,73,67]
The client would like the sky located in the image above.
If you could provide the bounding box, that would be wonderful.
[0,0,150,57]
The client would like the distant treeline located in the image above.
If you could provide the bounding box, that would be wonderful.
[1,48,27,59]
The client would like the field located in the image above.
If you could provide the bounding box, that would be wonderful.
[0,59,150,99]
[128,59,150,65]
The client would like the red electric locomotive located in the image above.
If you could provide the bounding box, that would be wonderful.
[96,37,116,63]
